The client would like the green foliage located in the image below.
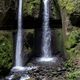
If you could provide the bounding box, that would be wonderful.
[23,0,40,17]
[74,0,80,13]
[59,0,75,14]
[65,28,80,80]
[0,32,13,76]
[66,30,80,49]
[67,71,80,80]
[58,0,80,14]
[65,28,80,59]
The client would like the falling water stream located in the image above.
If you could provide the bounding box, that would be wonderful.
[38,0,57,62]
[15,0,23,67]
[8,0,37,79]
[12,0,37,71]
[42,0,52,57]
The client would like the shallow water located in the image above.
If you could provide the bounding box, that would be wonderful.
[37,57,57,62]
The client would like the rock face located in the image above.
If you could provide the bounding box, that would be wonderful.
[0,0,16,23]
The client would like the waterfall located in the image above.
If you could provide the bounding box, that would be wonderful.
[38,0,57,62]
[15,0,23,66]
[11,0,38,72]
[42,0,51,57]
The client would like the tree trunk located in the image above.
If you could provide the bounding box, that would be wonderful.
[60,7,71,54]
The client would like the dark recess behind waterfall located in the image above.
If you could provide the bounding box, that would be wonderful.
[1,8,62,30]
[0,0,80,30]
[1,0,62,30]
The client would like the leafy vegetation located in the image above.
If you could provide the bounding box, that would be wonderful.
[0,32,13,76]
[65,28,80,80]
[67,71,80,80]
[59,0,75,14]
[23,0,40,17]
[58,0,80,14]
[66,29,79,47]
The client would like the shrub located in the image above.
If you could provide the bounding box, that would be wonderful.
[0,32,13,76]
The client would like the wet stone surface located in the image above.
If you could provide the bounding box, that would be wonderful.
[26,62,66,80]
[5,63,67,80]
[5,57,66,80]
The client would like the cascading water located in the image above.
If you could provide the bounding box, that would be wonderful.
[6,0,58,79]
[11,0,38,72]
[42,0,51,58]
[11,0,25,71]
[38,0,57,62]
[15,0,23,67]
